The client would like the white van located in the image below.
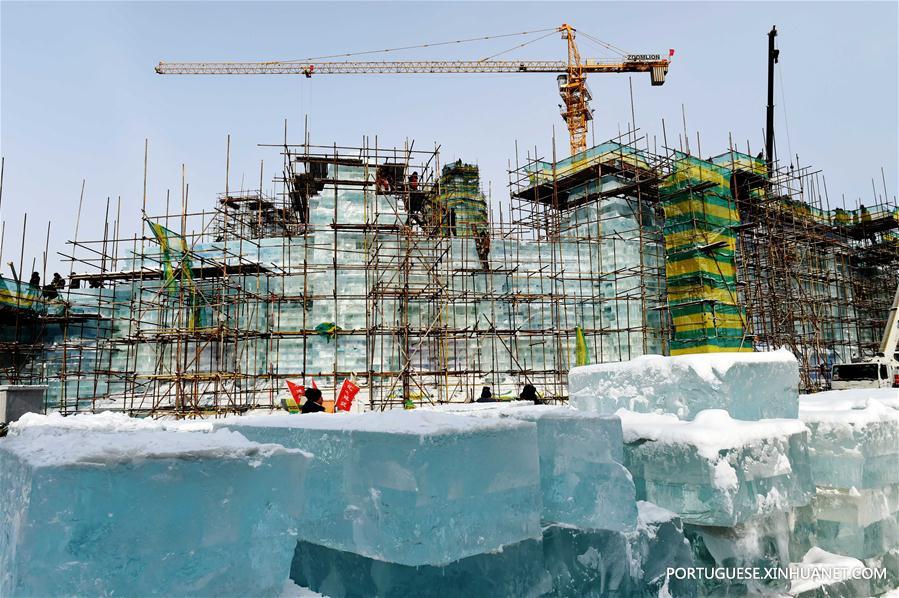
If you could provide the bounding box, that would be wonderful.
[831,361,898,390]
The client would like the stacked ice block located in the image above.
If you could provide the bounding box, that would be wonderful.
[432,402,697,596]
[215,410,548,596]
[0,412,309,597]
[490,405,637,531]
[542,501,696,598]
[619,409,813,527]
[800,388,899,585]
[569,351,822,594]
[568,348,800,420]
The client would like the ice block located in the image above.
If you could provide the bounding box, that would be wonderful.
[542,501,696,597]
[290,537,550,598]
[800,390,899,489]
[0,412,308,597]
[620,409,813,526]
[812,485,899,559]
[497,406,637,532]
[216,410,542,566]
[569,349,799,420]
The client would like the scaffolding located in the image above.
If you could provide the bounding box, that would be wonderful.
[0,131,896,415]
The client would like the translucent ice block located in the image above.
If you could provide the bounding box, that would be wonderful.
[799,390,899,489]
[0,413,308,597]
[290,537,550,598]
[685,509,811,595]
[812,485,899,559]
[216,411,542,566]
[500,406,637,532]
[569,349,799,420]
[423,403,637,531]
[542,501,696,597]
[620,409,814,526]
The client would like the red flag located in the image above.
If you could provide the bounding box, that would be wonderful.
[668,48,675,57]
[311,378,318,390]
[335,379,360,412]
[285,380,305,401]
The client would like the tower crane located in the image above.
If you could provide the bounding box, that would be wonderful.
[155,24,672,156]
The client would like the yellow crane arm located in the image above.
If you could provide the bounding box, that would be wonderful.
[155,24,671,157]
[155,59,669,80]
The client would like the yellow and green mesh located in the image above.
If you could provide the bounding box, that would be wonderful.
[660,153,753,355]
[0,277,42,313]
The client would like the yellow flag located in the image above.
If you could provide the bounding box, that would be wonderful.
[575,326,589,367]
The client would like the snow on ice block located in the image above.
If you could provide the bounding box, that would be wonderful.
[800,389,899,489]
[216,411,542,566]
[812,485,899,559]
[290,537,550,598]
[568,349,799,420]
[0,412,308,598]
[542,501,696,597]
[419,400,535,413]
[789,548,871,598]
[620,409,813,526]
[496,406,637,532]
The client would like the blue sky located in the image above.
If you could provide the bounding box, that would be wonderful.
[1,1,896,276]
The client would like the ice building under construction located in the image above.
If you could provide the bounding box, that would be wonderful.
[1,134,896,415]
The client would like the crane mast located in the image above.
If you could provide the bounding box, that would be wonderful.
[155,25,671,156]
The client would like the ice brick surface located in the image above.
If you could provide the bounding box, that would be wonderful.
[0,413,308,597]
[217,410,542,566]
[542,501,695,597]
[569,349,799,420]
[620,409,813,526]
[496,406,637,531]
[812,485,899,559]
[291,537,550,598]
[800,389,899,489]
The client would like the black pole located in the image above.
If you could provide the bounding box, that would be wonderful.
[766,26,779,177]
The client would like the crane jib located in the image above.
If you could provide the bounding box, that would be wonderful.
[155,60,670,76]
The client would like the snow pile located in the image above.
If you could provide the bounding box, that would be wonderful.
[568,348,799,420]
[789,547,870,597]
[618,409,813,526]
[0,412,310,597]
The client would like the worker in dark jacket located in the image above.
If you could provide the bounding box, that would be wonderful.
[301,388,326,413]
[520,383,545,405]
[476,386,495,403]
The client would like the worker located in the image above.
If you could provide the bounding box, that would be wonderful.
[301,387,326,413]
[833,208,849,226]
[476,386,495,403]
[860,204,871,223]
[475,229,491,270]
[520,383,545,405]
[29,272,40,288]
[51,273,65,290]
[408,171,419,191]
[860,204,876,244]
[69,274,81,290]
[376,170,391,194]
[89,278,103,289]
